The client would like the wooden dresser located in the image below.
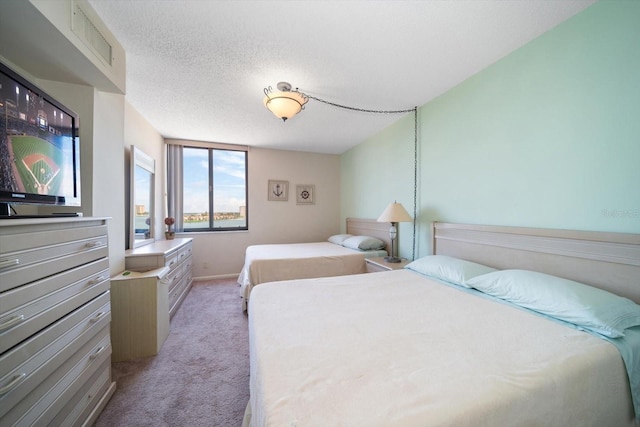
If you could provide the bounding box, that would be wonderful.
[124,238,193,319]
[0,217,115,426]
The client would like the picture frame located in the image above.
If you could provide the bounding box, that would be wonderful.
[268,180,288,201]
[296,184,315,205]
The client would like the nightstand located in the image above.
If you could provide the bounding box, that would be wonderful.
[365,256,411,273]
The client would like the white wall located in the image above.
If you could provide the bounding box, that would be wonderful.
[92,91,126,272]
[123,102,165,246]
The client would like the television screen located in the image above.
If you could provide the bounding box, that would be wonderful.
[0,62,80,209]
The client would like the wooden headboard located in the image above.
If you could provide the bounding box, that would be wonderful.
[433,222,640,304]
[346,218,391,253]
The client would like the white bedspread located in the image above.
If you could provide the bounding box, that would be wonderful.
[238,242,385,310]
[247,270,635,427]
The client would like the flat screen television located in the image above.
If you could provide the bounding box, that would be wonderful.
[0,61,81,216]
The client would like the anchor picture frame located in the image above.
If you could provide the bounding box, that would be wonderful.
[268,180,288,201]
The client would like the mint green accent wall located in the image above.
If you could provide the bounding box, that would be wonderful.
[341,1,640,259]
[341,113,417,257]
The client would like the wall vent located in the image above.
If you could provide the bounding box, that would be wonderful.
[72,3,112,67]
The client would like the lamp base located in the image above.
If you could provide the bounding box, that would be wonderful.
[384,256,403,263]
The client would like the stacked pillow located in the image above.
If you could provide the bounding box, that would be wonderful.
[328,234,353,245]
[404,255,497,287]
[328,234,386,250]
[466,269,640,338]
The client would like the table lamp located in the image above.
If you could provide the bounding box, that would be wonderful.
[377,201,412,263]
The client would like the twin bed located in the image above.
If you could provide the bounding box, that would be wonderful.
[243,222,640,426]
[238,218,390,310]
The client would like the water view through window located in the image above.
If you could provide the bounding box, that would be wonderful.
[182,147,247,230]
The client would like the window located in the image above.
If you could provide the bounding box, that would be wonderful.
[167,143,247,232]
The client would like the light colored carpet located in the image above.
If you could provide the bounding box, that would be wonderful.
[95,278,249,426]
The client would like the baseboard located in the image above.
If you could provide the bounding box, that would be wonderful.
[193,273,239,281]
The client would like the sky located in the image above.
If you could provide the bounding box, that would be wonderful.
[182,147,246,214]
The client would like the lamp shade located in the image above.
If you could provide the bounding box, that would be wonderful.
[263,82,308,122]
[377,202,412,223]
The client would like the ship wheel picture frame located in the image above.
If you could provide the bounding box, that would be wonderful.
[268,180,288,201]
[296,184,315,205]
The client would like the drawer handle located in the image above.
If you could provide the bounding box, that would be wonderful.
[90,311,106,323]
[0,373,26,395]
[0,315,25,331]
[0,258,20,270]
[168,260,176,267]
[87,276,106,286]
[85,240,103,249]
[89,346,106,360]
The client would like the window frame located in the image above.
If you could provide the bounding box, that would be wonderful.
[167,141,248,233]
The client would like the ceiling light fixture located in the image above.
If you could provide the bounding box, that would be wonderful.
[263,82,309,122]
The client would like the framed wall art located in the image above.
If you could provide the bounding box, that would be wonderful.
[296,184,315,205]
[268,180,288,201]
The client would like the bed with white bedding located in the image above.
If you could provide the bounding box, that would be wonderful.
[244,222,640,426]
[238,218,389,310]
[238,241,386,309]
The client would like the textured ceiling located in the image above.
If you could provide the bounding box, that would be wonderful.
[87,0,596,154]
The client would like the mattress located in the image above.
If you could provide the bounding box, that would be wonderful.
[246,269,636,426]
[238,241,386,310]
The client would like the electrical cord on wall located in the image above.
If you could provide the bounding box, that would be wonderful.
[304,92,419,260]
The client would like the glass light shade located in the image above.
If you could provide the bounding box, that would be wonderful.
[389,224,397,239]
[263,91,308,121]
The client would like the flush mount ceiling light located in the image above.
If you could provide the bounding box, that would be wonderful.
[263,82,309,122]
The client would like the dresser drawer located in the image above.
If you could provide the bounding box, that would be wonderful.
[183,254,193,281]
[0,258,110,354]
[169,274,192,318]
[165,249,180,272]
[50,358,112,427]
[168,252,192,290]
[177,242,192,265]
[166,263,182,294]
[0,235,108,293]
[169,275,186,310]
[4,328,112,427]
[0,293,111,421]
[0,222,108,254]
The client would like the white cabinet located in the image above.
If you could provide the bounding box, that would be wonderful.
[0,217,115,426]
[124,238,193,319]
[110,267,171,362]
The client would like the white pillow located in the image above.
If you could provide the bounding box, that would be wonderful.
[341,235,386,251]
[328,234,353,245]
[467,269,640,338]
[404,255,497,287]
